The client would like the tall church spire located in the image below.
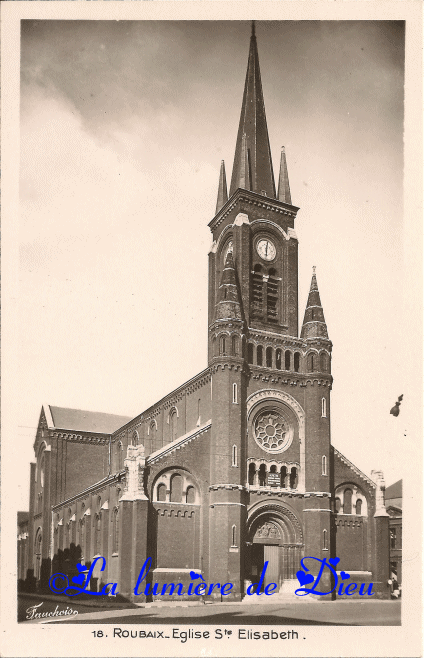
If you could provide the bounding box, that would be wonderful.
[277,146,292,204]
[301,267,329,339]
[229,23,276,198]
[216,160,228,213]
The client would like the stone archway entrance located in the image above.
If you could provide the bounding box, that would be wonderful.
[245,507,304,593]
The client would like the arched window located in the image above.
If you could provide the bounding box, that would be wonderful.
[266,346,273,368]
[157,483,167,502]
[231,525,237,547]
[79,519,85,556]
[322,397,327,418]
[335,497,341,513]
[248,463,256,485]
[220,335,227,356]
[112,509,119,554]
[39,453,45,488]
[247,343,254,364]
[34,530,42,580]
[355,499,362,515]
[323,529,328,550]
[117,442,123,471]
[232,383,238,404]
[170,410,177,442]
[66,522,72,548]
[258,464,267,487]
[257,345,263,366]
[95,514,101,555]
[150,421,156,436]
[251,264,263,319]
[307,353,314,372]
[320,352,328,372]
[132,431,139,446]
[343,488,353,514]
[289,467,298,489]
[267,269,279,323]
[170,473,183,503]
[280,465,287,488]
[232,335,239,356]
[285,350,291,370]
[232,445,237,467]
[186,486,195,504]
[38,493,43,513]
[294,352,300,372]
[276,349,282,370]
[322,455,327,476]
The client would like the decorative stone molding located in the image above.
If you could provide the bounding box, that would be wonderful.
[334,448,376,488]
[250,218,290,240]
[209,484,246,491]
[50,431,109,445]
[147,421,211,466]
[234,212,250,226]
[247,389,305,492]
[371,470,389,517]
[210,362,247,374]
[247,501,304,543]
[120,444,148,501]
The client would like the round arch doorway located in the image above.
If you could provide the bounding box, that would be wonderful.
[245,508,304,594]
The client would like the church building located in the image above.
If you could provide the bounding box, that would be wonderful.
[18,24,391,602]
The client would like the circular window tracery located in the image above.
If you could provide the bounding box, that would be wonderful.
[254,410,292,453]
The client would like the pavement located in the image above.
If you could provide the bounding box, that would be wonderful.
[36,599,401,626]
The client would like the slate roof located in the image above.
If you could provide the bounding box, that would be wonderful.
[385,479,402,501]
[48,406,132,434]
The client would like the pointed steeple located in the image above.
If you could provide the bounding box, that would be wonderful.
[215,250,242,321]
[230,22,276,198]
[277,146,292,204]
[301,267,329,339]
[216,160,228,213]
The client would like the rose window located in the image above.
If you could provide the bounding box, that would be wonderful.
[254,411,291,453]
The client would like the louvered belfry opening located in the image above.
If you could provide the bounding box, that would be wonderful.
[251,264,264,320]
[267,269,279,323]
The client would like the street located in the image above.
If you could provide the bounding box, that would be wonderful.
[40,600,401,626]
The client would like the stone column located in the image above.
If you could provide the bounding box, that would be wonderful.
[371,470,390,599]
[119,444,149,602]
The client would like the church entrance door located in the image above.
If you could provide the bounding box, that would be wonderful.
[264,545,279,589]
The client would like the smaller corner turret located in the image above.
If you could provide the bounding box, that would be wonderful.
[301,267,329,340]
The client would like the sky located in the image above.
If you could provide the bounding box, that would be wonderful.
[17,19,409,511]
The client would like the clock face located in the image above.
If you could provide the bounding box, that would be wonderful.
[256,239,276,261]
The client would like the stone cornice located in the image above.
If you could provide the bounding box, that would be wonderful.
[147,421,211,466]
[52,472,125,510]
[333,447,376,489]
[208,189,299,233]
[247,329,332,351]
[49,430,110,445]
[250,370,332,388]
[210,361,249,375]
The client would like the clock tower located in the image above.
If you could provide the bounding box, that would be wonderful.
[207,22,333,598]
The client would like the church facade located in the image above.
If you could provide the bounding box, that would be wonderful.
[18,25,391,602]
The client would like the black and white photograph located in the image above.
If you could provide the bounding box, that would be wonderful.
[2,3,422,657]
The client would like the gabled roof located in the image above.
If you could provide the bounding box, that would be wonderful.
[48,406,132,434]
[385,479,402,501]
